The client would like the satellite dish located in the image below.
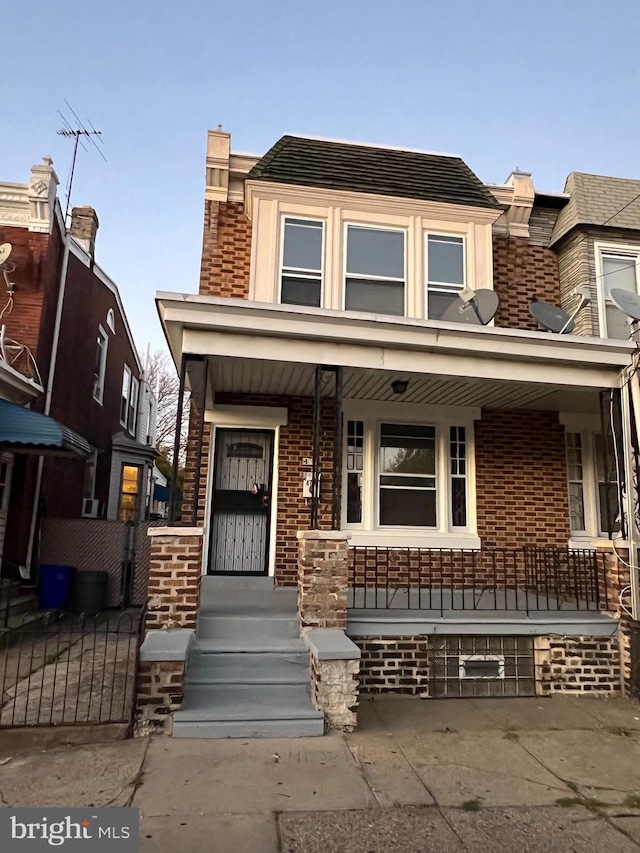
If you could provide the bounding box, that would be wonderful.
[610,288,640,322]
[0,244,12,266]
[441,289,499,326]
[529,301,575,334]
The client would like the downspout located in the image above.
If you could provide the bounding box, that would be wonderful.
[621,365,640,618]
[25,234,71,571]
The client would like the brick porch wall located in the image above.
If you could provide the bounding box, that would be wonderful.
[183,398,572,581]
[475,409,570,549]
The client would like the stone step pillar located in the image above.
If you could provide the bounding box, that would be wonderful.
[297,530,351,635]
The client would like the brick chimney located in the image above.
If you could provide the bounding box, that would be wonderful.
[70,205,99,256]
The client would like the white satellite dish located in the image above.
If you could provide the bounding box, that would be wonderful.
[0,244,12,266]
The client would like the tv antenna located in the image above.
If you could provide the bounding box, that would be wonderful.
[529,287,591,334]
[57,100,106,224]
[441,287,500,325]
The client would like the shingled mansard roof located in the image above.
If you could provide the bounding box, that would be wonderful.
[247,135,502,210]
[551,172,640,245]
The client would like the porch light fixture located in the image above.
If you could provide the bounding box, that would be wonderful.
[391,379,409,395]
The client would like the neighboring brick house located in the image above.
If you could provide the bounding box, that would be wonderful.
[0,160,157,577]
[151,131,640,724]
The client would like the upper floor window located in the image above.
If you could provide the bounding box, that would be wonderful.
[120,366,138,434]
[426,234,465,320]
[345,226,405,316]
[280,218,323,307]
[597,245,640,339]
[106,308,115,334]
[93,326,108,404]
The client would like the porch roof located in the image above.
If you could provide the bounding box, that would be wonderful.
[157,293,635,412]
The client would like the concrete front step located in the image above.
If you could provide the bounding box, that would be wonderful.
[194,636,307,654]
[187,652,309,685]
[173,717,324,738]
[173,684,324,739]
[196,614,299,641]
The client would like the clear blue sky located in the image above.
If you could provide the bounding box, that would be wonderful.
[4,0,640,355]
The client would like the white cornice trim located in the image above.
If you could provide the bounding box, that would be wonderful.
[244,180,502,226]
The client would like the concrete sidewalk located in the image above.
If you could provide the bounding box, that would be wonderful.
[2,696,640,851]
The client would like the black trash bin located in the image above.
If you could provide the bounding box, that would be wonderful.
[74,570,108,614]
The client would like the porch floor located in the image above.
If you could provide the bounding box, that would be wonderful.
[347,587,618,637]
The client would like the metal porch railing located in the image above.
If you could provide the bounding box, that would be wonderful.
[348,546,614,614]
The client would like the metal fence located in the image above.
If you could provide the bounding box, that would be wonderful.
[0,610,142,728]
[348,546,613,613]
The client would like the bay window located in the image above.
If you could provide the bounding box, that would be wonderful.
[345,226,405,315]
[343,406,475,542]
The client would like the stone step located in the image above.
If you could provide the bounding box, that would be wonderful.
[196,614,299,641]
[201,575,275,591]
[194,636,307,655]
[198,587,297,617]
[173,683,324,739]
[187,652,309,685]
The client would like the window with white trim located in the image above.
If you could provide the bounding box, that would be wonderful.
[565,430,620,537]
[280,218,323,307]
[597,245,640,339]
[426,234,465,319]
[93,326,108,404]
[128,376,139,434]
[345,225,405,315]
[120,366,131,427]
[343,411,473,537]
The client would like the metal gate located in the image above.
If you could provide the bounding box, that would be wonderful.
[0,610,141,727]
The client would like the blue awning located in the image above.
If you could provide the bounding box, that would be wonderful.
[0,400,93,457]
[153,484,171,502]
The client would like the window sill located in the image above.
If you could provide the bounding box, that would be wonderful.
[347,530,481,549]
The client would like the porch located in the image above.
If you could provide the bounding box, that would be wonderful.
[346,545,621,638]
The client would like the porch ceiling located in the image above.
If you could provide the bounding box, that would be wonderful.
[208,356,603,413]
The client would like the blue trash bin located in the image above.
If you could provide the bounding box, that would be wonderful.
[38,564,76,609]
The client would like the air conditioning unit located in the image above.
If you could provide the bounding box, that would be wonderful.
[82,498,101,518]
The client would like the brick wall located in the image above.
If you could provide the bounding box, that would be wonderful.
[492,234,562,330]
[555,225,640,338]
[199,200,252,298]
[535,635,621,694]
[145,532,203,630]
[356,636,430,695]
[475,409,570,549]
[185,400,572,578]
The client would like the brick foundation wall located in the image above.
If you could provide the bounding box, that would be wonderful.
[199,200,252,298]
[535,635,621,694]
[355,633,621,696]
[356,636,430,695]
[475,409,570,549]
[145,530,203,630]
[135,660,186,734]
[492,234,562,331]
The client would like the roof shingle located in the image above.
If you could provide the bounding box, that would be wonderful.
[551,172,640,244]
[247,136,501,210]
